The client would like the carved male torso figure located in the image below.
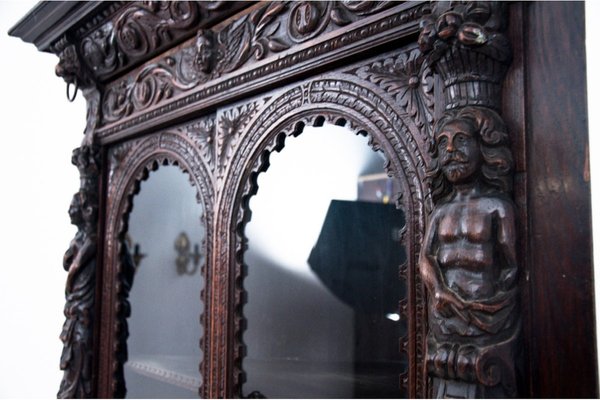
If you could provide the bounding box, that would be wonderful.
[420,107,519,398]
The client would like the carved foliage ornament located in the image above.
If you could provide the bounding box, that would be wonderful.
[101,1,398,125]
[418,1,511,111]
[58,144,101,399]
[210,69,435,395]
[418,2,520,398]
[79,2,231,79]
[353,48,435,151]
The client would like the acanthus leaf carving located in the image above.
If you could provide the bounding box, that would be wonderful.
[216,102,261,183]
[353,48,435,150]
[78,1,237,81]
[99,1,421,129]
[186,116,217,174]
[212,2,290,74]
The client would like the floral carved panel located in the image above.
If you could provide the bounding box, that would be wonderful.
[78,1,244,82]
[96,1,431,138]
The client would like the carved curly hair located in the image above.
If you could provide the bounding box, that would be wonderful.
[429,106,513,203]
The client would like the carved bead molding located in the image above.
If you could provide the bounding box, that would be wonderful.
[58,144,101,399]
[418,2,520,398]
[97,1,430,138]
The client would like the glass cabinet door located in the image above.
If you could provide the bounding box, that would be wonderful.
[124,165,205,398]
[242,124,408,398]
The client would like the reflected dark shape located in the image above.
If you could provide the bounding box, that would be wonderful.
[308,200,406,313]
[308,199,408,398]
[242,127,409,398]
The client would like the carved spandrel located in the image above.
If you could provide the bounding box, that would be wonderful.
[418,2,520,398]
[185,116,217,174]
[350,47,435,150]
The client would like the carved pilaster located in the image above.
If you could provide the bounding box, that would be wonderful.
[418,2,520,398]
[58,144,101,399]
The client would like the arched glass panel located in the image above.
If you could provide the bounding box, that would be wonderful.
[124,165,205,398]
[242,124,407,398]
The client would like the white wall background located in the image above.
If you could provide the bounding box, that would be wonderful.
[0,1,598,397]
[0,1,85,397]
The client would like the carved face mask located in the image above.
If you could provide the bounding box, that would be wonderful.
[194,33,213,74]
[68,193,84,226]
[436,119,481,184]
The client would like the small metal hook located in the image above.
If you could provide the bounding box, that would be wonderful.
[66,78,79,102]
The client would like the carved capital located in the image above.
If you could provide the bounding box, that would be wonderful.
[418,1,511,110]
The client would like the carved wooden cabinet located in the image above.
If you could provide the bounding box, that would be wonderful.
[10,1,598,398]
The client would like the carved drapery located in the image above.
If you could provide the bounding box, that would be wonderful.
[418,2,520,398]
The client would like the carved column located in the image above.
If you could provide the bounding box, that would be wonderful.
[417,2,520,398]
[57,144,101,398]
[54,37,102,399]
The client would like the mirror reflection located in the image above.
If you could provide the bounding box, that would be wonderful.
[243,124,408,398]
[124,165,205,398]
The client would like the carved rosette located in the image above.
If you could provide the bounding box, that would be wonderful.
[418,2,520,398]
[58,144,101,399]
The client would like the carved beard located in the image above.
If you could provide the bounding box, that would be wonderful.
[443,160,471,182]
[441,153,479,183]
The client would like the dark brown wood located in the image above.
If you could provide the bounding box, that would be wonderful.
[524,2,598,398]
[58,144,101,399]
[418,3,521,397]
[9,1,599,399]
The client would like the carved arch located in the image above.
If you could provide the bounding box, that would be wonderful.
[99,129,214,398]
[208,77,432,398]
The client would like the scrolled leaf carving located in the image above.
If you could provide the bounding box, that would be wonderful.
[80,23,119,77]
[99,1,416,128]
[217,102,261,182]
[78,1,219,81]
[115,2,199,58]
[102,57,202,123]
[354,48,435,145]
